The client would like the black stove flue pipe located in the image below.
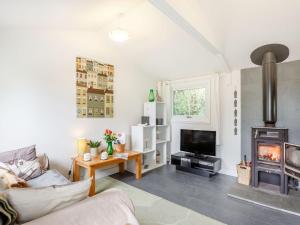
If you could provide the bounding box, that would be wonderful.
[250,44,289,127]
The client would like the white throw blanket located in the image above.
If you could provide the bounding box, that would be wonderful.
[23,188,139,225]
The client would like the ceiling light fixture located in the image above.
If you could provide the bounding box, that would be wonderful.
[109,14,129,43]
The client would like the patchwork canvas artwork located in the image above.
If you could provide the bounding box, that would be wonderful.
[76,57,114,118]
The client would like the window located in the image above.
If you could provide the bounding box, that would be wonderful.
[173,88,206,116]
[172,79,210,123]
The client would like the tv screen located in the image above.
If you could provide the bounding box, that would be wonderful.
[180,129,216,156]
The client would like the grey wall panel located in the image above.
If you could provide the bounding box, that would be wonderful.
[241,60,300,159]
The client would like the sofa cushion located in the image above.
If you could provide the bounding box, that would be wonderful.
[22,189,139,225]
[37,154,50,172]
[5,178,91,223]
[0,145,43,180]
[27,170,71,188]
[0,145,36,162]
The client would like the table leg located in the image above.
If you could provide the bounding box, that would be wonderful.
[135,154,142,180]
[73,160,80,182]
[88,167,96,196]
[119,162,125,174]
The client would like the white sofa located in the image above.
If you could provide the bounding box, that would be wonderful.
[8,155,139,225]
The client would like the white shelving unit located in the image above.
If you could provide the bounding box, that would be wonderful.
[127,102,170,174]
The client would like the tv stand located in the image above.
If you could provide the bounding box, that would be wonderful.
[171,152,221,177]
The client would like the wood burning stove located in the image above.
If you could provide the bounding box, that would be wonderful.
[252,127,288,194]
[250,44,290,194]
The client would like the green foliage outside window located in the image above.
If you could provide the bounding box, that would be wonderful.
[173,88,206,116]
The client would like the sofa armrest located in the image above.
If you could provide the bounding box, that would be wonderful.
[37,154,50,171]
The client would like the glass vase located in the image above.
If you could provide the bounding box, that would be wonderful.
[148,89,155,102]
[106,142,114,156]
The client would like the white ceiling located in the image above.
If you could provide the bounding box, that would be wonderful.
[1,0,300,79]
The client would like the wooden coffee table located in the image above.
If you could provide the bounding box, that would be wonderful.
[73,151,142,196]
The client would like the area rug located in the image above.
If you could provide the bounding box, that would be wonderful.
[228,183,300,216]
[96,177,225,225]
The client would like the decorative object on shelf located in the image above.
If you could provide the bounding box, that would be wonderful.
[100,151,108,160]
[143,154,148,169]
[76,57,114,118]
[233,88,238,135]
[156,90,162,102]
[83,153,91,161]
[144,138,150,149]
[156,151,161,163]
[104,129,117,155]
[87,140,101,157]
[156,130,161,140]
[76,138,88,155]
[141,116,150,125]
[148,89,155,102]
[156,118,163,125]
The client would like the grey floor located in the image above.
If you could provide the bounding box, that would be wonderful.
[111,165,300,225]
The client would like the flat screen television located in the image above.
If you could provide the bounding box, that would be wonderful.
[180,129,216,156]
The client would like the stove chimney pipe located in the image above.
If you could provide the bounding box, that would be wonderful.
[250,44,289,127]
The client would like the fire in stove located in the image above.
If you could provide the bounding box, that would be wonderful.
[258,144,281,163]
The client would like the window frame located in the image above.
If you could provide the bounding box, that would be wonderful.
[171,78,211,124]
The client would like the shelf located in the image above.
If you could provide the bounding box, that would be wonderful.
[142,149,156,154]
[156,124,168,127]
[142,163,165,173]
[156,139,169,144]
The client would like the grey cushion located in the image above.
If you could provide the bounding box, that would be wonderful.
[0,145,43,180]
[5,178,91,223]
[0,145,36,162]
[27,170,71,188]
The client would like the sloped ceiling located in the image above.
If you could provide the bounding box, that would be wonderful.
[1,0,300,79]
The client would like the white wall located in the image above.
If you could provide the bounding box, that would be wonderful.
[0,29,157,177]
[169,71,241,177]
[218,70,241,176]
